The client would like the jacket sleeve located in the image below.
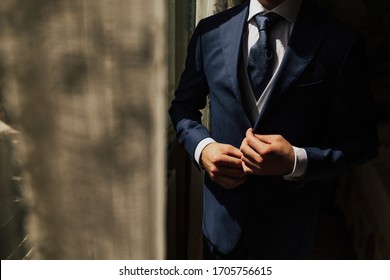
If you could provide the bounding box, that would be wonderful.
[168,20,211,164]
[303,33,379,183]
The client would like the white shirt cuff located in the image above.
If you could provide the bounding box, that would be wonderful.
[283,146,308,181]
[194,137,216,166]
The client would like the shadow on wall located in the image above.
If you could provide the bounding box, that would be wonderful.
[0,0,166,260]
[315,0,390,259]
[316,0,390,118]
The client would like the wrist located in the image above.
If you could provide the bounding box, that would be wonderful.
[195,138,216,166]
[283,147,308,181]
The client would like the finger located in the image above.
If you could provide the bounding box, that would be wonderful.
[242,160,269,176]
[242,161,255,175]
[245,130,270,157]
[241,154,262,170]
[255,134,283,144]
[218,154,244,168]
[224,144,243,159]
[245,128,254,135]
[242,160,273,176]
[240,139,263,164]
[242,161,259,174]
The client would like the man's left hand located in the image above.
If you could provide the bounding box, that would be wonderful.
[240,128,295,176]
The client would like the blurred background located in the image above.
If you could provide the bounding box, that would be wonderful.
[0,0,389,260]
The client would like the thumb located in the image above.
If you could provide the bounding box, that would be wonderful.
[255,134,278,144]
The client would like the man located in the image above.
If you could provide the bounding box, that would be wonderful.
[169,0,379,259]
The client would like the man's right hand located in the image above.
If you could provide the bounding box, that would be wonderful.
[200,142,246,189]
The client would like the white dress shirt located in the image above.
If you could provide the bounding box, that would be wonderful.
[195,0,307,180]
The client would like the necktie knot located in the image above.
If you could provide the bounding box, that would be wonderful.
[253,12,282,32]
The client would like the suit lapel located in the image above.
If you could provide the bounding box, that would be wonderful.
[254,1,329,131]
[219,2,249,107]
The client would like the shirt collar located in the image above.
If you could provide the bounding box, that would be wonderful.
[248,0,302,24]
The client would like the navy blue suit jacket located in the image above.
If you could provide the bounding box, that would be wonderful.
[169,0,379,258]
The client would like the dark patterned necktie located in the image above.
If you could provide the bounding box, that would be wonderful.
[247,12,282,100]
